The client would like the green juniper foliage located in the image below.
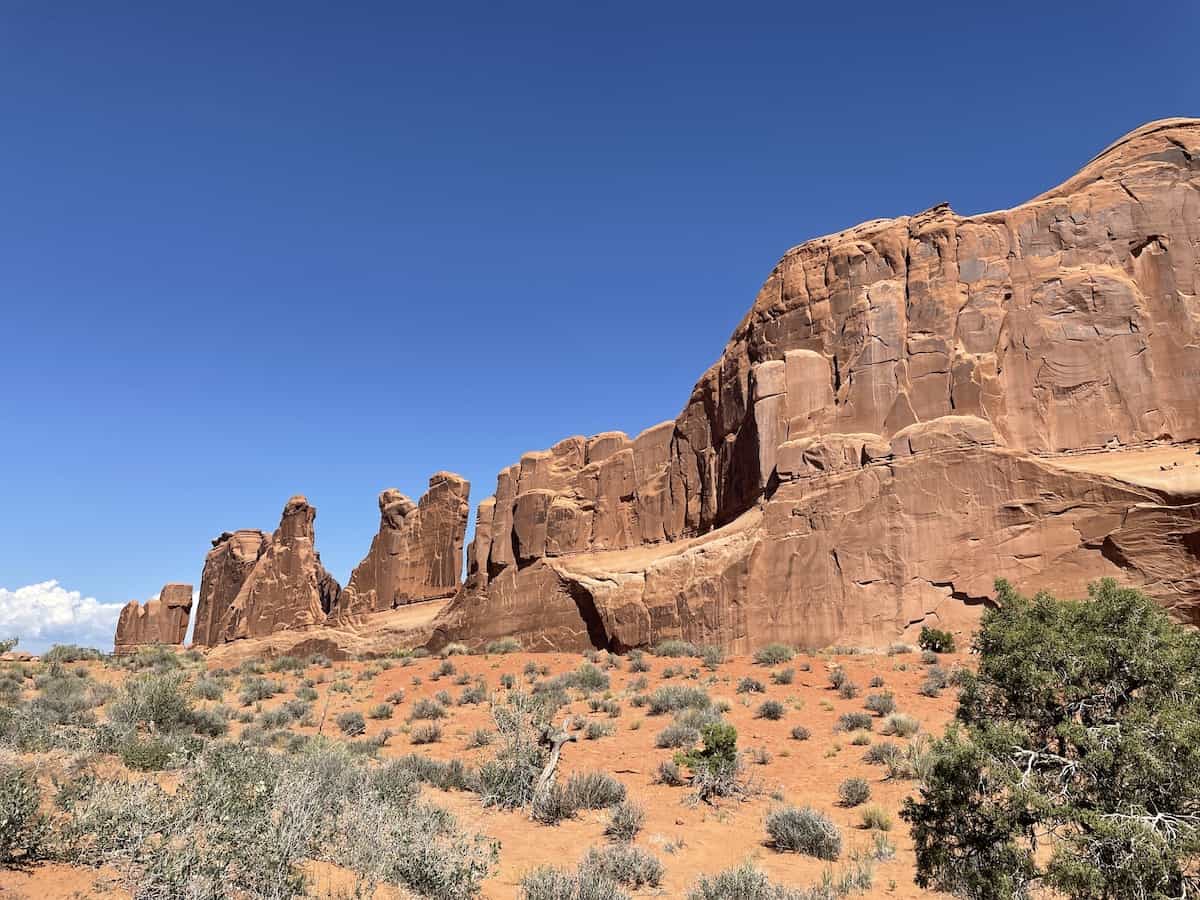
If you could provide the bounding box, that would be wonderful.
[903,579,1200,900]
[917,626,956,654]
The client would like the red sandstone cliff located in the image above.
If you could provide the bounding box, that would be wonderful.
[430,118,1200,653]
[337,473,471,619]
[114,583,193,653]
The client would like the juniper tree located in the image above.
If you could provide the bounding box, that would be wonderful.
[903,579,1200,900]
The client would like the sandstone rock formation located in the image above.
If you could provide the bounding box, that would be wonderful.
[192,529,268,647]
[214,496,341,642]
[432,118,1200,652]
[337,473,470,618]
[114,583,193,653]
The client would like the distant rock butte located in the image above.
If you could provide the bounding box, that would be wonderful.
[429,117,1200,653]
[180,473,470,649]
[114,583,193,653]
[213,495,342,643]
[337,473,471,619]
[192,529,268,647]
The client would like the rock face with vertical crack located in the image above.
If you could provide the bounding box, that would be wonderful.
[192,529,268,647]
[432,118,1200,652]
[114,583,194,653]
[215,496,341,642]
[336,472,470,618]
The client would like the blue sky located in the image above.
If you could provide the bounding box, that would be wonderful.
[2,1,1197,652]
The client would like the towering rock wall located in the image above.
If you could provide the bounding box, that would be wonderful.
[434,118,1200,652]
[337,473,470,618]
[114,583,194,653]
[193,529,268,647]
[214,496,342,643]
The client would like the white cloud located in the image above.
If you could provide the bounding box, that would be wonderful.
[0,581,126,655]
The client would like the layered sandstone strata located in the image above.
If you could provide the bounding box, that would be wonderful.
[214,496,341,642]
[433,118,1200,652]
[192,529,268,647]
[114,583,194,653]
[337,473,470,618]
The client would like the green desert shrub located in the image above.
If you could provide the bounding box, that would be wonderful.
[765,805,842,859]
[753,643,793,666]
[367,702,393,720]
[863,741,902,766]
[581,843,663,888]
[531,781,577,825]
[410,698,447,720]
[485,637,522,654]
[884,736,935,781]
[259,706,294,729]
[0,763,46,863]
[917,626,956,654]
[904,578,1200,900]
[191,676,225,700]
[655,720,700,749]
[756,699,785,720]
[837,777,871,807]
[700,645,724,670]
[770,668,795,685]
[564,771,626,809]
[626,650,650,673]
[647,684,711,715]
[237,675,282,706]
[477,693,551,811]
[678,721,744,802]
[212,744,490,898]
[652,639,699,658]
[655,759,684,786]
[410,722,442,744]
[604,800,645,842]
[188,705,229,738]
[736,676,766,694]
[124,644,183,673]
[386,754,473,792]
[27,666,100,727]
[336,711,366,736]
[119,733,181,771]
[520,863,629,900]
[686,863,806,900]
[864,691,896,717]
[836,712,873,733]
[467,728,493,748]
[542,662,609,694]
[109,671,193,733]
[880,713,919,737]
[860,804,892,831]
[584,720,614,741]
[43,644,103,663]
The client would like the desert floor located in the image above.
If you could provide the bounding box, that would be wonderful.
[0,644,964,899]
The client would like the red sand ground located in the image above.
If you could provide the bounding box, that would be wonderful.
[0,647,962,899]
